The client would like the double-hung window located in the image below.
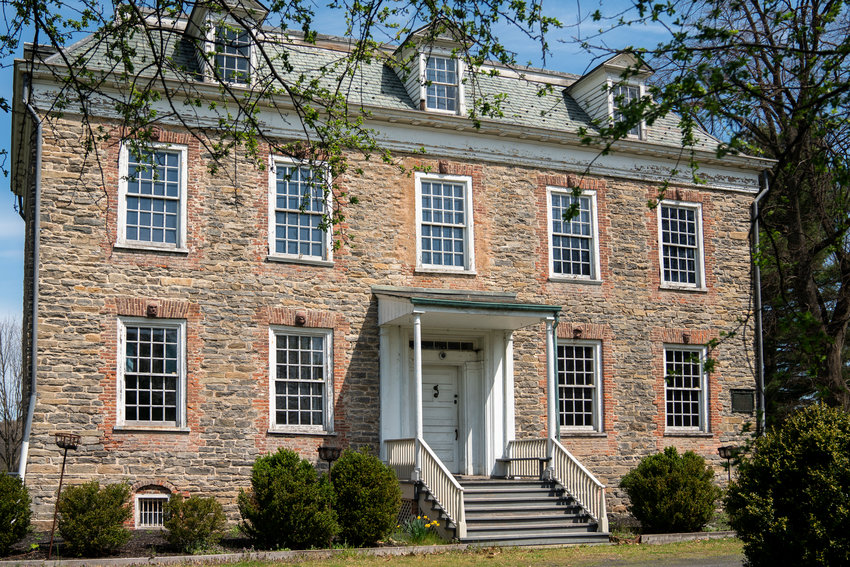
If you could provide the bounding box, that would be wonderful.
[270,327,333,432]
[424,55,459,112]
[664,346,708,431]
[214,24,251,84]
[269,159,331,263]
[118,143,187,250]
[117,318,186,428]
[659,202,704,288]
[416,173,474,272]
[557,341,603,431]
[548,187,600,280]
[611,84,641,137]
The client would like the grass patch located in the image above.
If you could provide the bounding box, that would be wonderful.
[223,537,742,567]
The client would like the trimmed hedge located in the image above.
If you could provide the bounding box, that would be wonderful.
[726,405,850,566]
[57,481,131,556]
[0,472,31,555]
[620,446,721,533]
[238,448,337,549]
[331,448,401,546]
[163,493,226,553]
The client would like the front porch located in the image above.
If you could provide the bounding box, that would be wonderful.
[374,286,609,544]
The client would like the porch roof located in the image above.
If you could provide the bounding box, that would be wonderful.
[373,285,561,330]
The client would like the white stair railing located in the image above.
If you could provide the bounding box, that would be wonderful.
[505,438,548,477]
[383,438,466,538]
[385,438,416,480]
[550,438,609,532]
[418,438,466,538]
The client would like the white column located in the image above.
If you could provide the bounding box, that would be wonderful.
[545,318,557,477]
[413,311,423,481]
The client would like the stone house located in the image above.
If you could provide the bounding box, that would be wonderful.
[10,3,769,543]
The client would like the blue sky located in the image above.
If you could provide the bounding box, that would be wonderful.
[0,0,669,323]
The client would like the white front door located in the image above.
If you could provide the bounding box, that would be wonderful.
[422,365,460,473]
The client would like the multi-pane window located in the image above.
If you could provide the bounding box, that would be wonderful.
[550,189,597,278]
[557,342,602,430]
[271,329,332,430]
[136,495,168,528]
[215,25,251,84]
[665,347,707,430]
[612,84,641,137]
[119,319,185,427]
[660,203,703,287]
[270,161,329,260]
[121,147,185,247]
[418,177,472,270]
[425,56,458,111]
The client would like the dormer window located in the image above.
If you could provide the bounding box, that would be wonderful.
[611,84,641,137]
[214,25,251,84]
[425,55,458,112]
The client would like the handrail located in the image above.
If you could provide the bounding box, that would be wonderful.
[417,438,466,538]
[505,438,548,477]
[383,437,466,538]
[550,438,608,532]
[384,438,416,481]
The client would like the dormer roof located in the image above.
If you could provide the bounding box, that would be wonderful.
[185,0,268,41]
[568,52,653,95]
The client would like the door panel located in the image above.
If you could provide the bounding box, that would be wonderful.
[422,365,459,472]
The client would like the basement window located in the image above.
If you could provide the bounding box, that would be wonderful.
[135,494,168,528]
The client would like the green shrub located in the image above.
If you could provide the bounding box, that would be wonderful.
[163,493,226,553]
[331,448,401,546]
[0,472,31,555]
[726,405,850,566]
[620,446,721,533]
[238,448,337,549]
[57,481,131,556]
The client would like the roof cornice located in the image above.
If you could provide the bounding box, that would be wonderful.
[19,59,774,174]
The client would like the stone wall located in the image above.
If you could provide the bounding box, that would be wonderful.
[23,116,756,523]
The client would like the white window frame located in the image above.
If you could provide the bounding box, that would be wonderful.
[663,345,709,433]
[267,156,333,264]
[206,17,254,86]
[420,53,465,114]
[608,82,644,139]
[547,187,601,282]
[657,200,706,290]
[268,326,334,433]
[557,340,603,432]
[117,142,188,252]
[415,172,475,273]
[116,317,187,429]
[134,494,169,529]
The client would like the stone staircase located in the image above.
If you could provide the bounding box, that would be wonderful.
[456,478,610,546]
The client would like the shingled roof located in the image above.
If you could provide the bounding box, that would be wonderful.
[39,14,722,153]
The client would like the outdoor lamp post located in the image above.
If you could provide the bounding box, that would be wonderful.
[48,432,80,560]
[318,446,342,480]
[717,445,735,482]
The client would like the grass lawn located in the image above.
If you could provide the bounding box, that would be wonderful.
[228,538,742,567]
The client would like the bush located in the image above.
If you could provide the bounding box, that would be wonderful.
[238,448,337,549]
[163,493,226,553]
[0,472,31,555]
[57,481,131,556]
[331,448,401,546]
[726,405,850,566]
[619,446,721,533]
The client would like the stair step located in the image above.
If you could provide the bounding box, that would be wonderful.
[460,532,610,547]
[466,514,591,525]
[465,502,581,513]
